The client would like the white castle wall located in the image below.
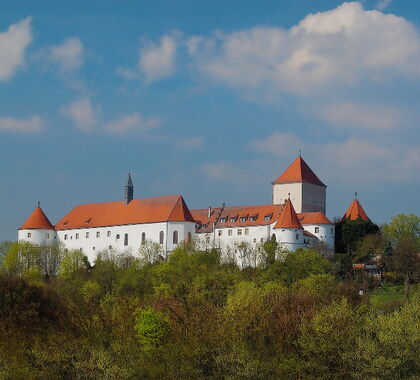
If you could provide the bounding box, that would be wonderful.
[303,224,335,249]
[272,183,302,210]
[274,228,304,252]
[18,229,57,246]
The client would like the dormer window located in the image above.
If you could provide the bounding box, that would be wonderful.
[264,214,273,221]
[240,216,247,222]
[230,216,238,223]
[315,227,319,233]
[85,218,91,224]
[250,215,258,222]
[63,221,68,225]
[220,218,226,224]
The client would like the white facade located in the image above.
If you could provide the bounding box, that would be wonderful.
[273,182,326,214]
[19,221,196,264]
[18,229,56,247]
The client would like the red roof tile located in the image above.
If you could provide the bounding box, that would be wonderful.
[298,212,333,225]
[273,156,326,187]
[343,199,369,221]
[20,207,54,230]
[55,195,195,230]
[274,199,303,229]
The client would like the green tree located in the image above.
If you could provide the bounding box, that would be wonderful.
[382,213,420,246]
[134,307,170,352]
[59,249,88,279]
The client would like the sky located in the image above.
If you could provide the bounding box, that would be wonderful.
[0,0,419,241]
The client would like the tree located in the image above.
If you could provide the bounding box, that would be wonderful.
[335,218,380,254]
[382,213,420,246]
[0,241,12,267]
[138,240,165,265]
[59,249,88,279]
[134,307,170,352]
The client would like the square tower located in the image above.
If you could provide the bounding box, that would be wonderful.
[272,156,326,214]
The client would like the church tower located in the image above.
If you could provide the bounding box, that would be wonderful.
[272,155,326,214]
[124,172,134,205]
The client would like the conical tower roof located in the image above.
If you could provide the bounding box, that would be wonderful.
[274,199,303,229]
[273,156,326,187]
[20,206,54,230]
[343,199,369,221]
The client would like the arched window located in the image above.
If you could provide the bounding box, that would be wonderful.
[173,231,178,244]
[124,233,128,246]
[187,232,192,243]
[141,232,146,244]
[159,231,164,244]
[116,234,120,241]
[271,233,276,241]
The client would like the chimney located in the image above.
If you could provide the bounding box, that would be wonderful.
[208,207,212,217]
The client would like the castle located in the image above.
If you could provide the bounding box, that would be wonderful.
[18,155,370,265]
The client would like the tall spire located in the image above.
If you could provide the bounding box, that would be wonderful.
[124,172,134,205]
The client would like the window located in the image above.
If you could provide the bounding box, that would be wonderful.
[159,231,164,244]
[228,229,232,236]
[109,245,112,250]
[206,235,210,244]
[86,232,89,239]
[315,227,319,233]
[173,231,178,244]
[93,246,95,250]
[271,234,276,241]
[107,231,111,237]
[250,215,258,222]
[64,234,68,240]
[240,216,247,222]
[76,233,79,239]
[237,229,242,235]
[220,218,226,224]
[70,236,73,240]
[244,228,249,235]
[296,234,299,240]
[331,228,334,234]
[141,232,146,244]
[116,234,120,240]
[230,216,237,223]
[253,238,257,243]
[46,233,50,239]
[124,233,128,246]
[260,238,264,243]
[264,214,272,221]
[96,231,100,238]
[27,232,31,238]
[218,230,222,236]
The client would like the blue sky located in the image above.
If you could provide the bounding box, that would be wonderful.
[1,0,419,241]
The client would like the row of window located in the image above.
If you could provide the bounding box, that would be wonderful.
[313,227,334,234]
[219,214,272,224]
[217,228,250,237]
[61,230,184,246]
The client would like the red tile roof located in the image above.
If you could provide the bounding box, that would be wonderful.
[274,199,303,229]
[343,199,369,221]
[272,156,326,187]
[55,195,195,230]
[298,212,333,225]
[191,204,284,231]
[303,230,317,238]
[20,207,54,230]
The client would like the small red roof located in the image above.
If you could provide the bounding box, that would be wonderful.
[272,156,326,187]
[298,212,333,225]
[20,207,54,230]
[55,195,195,230]
[274,199,303,229]
[343,199,369,221]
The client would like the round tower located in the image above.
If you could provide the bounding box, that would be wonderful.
[273,198,304,252]
[18,203,56,246]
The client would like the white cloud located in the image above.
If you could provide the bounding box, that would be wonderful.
[0,18,32,81]
[139,34,178,82]
[105,113,162,135]
[0,115,45,133]
[188,2,420,95]
[176,136,204,150]
[376,0,392,11]
[251,132,420,183]
[314,102,406,130]
[61,98,98,131]
[49,38,84,73]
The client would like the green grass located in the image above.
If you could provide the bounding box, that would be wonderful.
[370,284,405,308]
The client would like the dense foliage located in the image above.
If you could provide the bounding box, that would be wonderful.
[0,213,419,379]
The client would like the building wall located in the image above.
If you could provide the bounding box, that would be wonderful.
[18,229,57,246]
[273,228,304,252]
[272,183,302,210]
[303,224,335,249]
[301,183,326,214]
[19,221,195,264]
